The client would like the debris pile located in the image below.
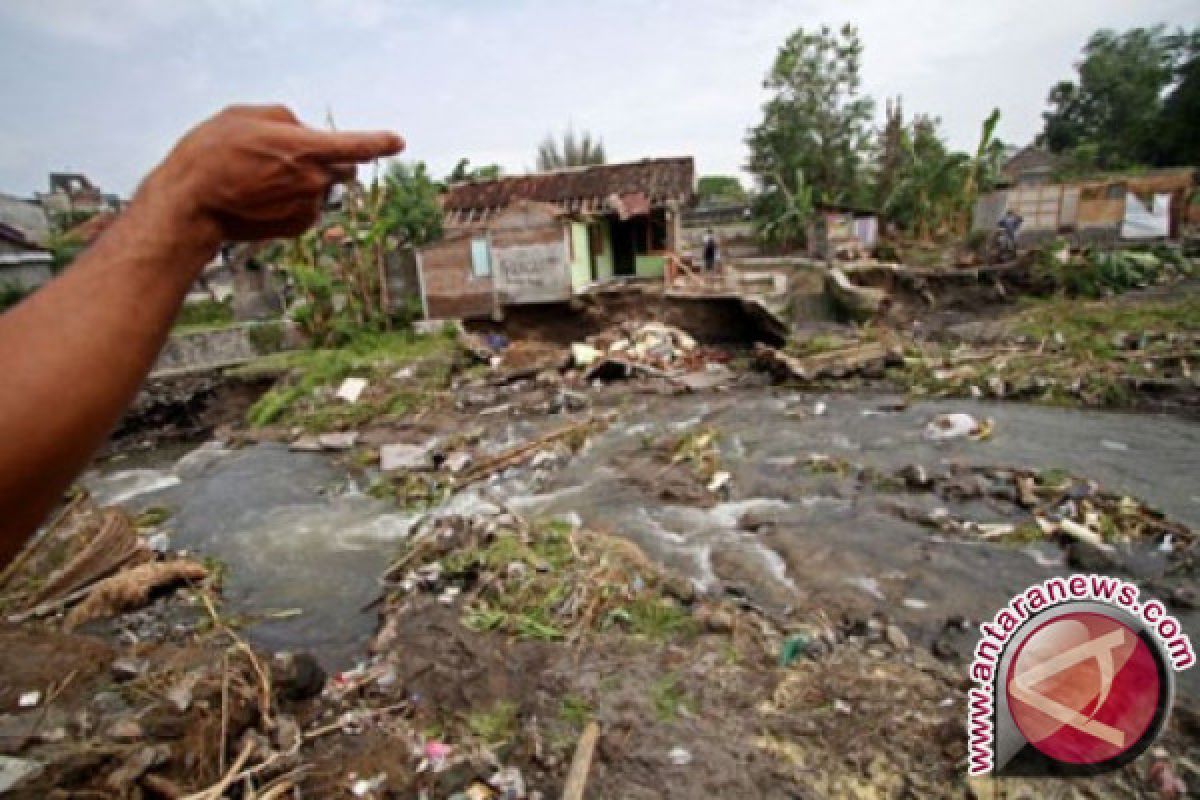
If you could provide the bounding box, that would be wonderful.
[897,294,1200,410]
[2,497,208,629]
[368,415,610,511]
[800,454,1198,559]
[378,509,698,645]
[573,322,735,390]
[754,338,902,385]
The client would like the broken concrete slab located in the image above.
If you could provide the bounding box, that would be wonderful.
[318,432,360,451]
[0,755,41,793]
[443,451,472,474]
[289,435,324,452]
[380,442,435,472]
[676,365,736,392]
[753,341,893,383]
[826,266,889,319]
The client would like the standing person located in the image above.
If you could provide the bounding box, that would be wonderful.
[0,104,403,564]
[702,229,719,272]
[997,209,1023,253]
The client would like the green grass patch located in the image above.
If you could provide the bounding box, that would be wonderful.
[174,299,235,331]
[650,674,695,721]
[1014,295,1200,360]
[559,694,594,728]
[1036,467,1071,488]
[133,506,172,528]
[242,330,457,429]
[466,700,518,745]
[624,596,698,641]
[787,332,850,358]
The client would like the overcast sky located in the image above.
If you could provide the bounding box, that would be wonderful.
[0,0,1195,197]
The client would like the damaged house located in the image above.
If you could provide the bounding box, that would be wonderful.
[0,222,54,291]
[417,158,694,319]
[972,167,1197,246]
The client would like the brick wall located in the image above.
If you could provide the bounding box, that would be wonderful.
[419,235,495,319]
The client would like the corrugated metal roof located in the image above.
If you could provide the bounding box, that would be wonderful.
[441,157,695,217]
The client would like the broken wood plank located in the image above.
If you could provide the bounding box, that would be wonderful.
[459,417,601,484]
[561,721,600,800]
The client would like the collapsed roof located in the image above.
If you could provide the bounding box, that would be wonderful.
[442,157,695,226]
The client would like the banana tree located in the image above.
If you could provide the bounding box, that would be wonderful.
[957,108,1002,234]
[757,167,815,248]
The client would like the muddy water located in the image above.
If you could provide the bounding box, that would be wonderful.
[86,443,420,669]
[527,392,1200,695]
[87,392,1199,690]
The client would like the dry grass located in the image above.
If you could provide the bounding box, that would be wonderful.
[66,560,208,630]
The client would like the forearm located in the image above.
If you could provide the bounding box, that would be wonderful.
[0,171,221,556]
[0,104,402,564]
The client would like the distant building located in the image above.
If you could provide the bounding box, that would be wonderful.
[36,172,120,219]
[999,146,1061,187]
[0,222,54,290]
[0,193,50,244]
[806,204,879,261]
[973,167,1197,245]
[680,203,760,261]
[417,158,694,319]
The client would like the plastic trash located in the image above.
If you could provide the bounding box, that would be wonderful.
[423,740,452,773]
[668,746,693,766]
[336,377,369,404]
[488,766,526,799]
[351,772,386,797]
[571,343,602,367]
[145,532,170,553]
[707,471,731,492]
[779,633,811,666]
[923,412,992,441]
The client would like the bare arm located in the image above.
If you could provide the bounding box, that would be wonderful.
[0,105,403,563]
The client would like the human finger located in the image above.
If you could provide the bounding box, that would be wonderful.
[326,163,357,184]
[292,128,405,165]
[225,103,301,125]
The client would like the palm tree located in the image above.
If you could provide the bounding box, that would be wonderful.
[536,127,606,171]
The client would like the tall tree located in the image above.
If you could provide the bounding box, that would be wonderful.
[1156,30,1200,166]
[1038,26,1189,169]
[696,175,748,206]
[446,158,502,184]
[747,23,875,246]
[957,108,1003,234]
[874,97,905,213]
[380,161,443,247]
[883,116,968,241]
[536,128,606,171]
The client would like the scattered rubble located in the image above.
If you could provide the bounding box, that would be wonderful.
[4,274,1194,796]
[753,338,901,385]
